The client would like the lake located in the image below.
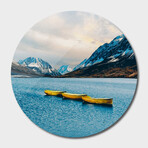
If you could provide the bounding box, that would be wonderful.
[11,78,137,137]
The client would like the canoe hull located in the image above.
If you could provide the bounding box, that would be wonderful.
[44,90,113,105]
[62,93,87,99]
[44,90,65,96]
[82,96,113,105]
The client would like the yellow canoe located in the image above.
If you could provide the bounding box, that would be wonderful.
[44,90,65,96]
[82,96,113,105]
[62,93,87,99]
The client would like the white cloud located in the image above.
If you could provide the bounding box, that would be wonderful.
[15,11,122,68]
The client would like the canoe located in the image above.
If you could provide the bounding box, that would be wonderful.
[82,96,113,105]
[62,93,87,99]
[44,90,65,96]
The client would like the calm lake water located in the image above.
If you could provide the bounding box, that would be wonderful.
[11,78,137,137]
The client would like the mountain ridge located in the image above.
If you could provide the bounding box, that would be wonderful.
[58,65,72,75]
[11,61,43,77]
[60,34,137,78]
[11,34,138,78]
[60,54,137,78]
[73,34,133,70]
[18,57,60,76]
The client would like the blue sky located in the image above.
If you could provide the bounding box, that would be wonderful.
[14,11,122,68]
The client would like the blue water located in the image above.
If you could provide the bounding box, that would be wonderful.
[11,78,137,137]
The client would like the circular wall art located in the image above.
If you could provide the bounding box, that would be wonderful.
[11,11,138,138]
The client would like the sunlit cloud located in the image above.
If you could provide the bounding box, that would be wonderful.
[14,11,122,68]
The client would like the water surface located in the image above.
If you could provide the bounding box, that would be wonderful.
[11,78,137,137]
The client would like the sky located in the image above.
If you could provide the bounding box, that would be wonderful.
[14,11,122,69]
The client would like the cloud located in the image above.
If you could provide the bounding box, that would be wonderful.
[15,11,122,68]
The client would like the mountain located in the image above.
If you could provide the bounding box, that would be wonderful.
[60,34,137,78]
[73,59,87,71]
[85,34,134,66]
[73,34,134,70]
[58,65,72,75]
[61,54,137,78]
[11,61,42,77]
[18,57,60,76]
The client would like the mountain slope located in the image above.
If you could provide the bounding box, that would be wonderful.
[61,54,137,78]
[18,57,60,76]
[11,61,42,77]
[58,65,72,75]
[73,59,87,71]
[74,34,133,70]
[61,34,137,78]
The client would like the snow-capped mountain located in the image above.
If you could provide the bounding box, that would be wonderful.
[58,65,72,75]
[63,34,137,78]
[11,61,41,77]
[74,34,134,70]
[18,57,60,76]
